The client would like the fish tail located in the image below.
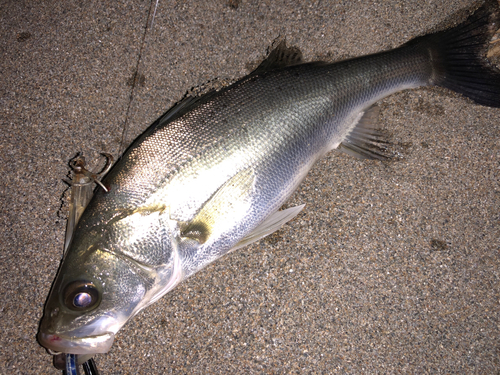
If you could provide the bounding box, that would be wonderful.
[412,0,500,107]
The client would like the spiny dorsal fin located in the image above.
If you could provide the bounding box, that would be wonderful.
[151,41,302,133]
[339,105,393,160]
[252,40,304,75]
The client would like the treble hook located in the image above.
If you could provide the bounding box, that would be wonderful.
[63,153,114,253]
[69,153,113,193]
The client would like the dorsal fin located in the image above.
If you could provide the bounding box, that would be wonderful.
[147,94,202,134]
[150,41,302,134]
[252,40,304,75]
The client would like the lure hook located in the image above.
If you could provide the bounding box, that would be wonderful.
[69,153,113,193]
[63,153,114,252]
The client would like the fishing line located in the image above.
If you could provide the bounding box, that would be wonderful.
[58,6,161,375]
[118,0,160,156]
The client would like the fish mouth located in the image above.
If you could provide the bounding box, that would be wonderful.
[38,331,115,355]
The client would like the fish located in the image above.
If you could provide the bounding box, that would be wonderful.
[38,0,500,360]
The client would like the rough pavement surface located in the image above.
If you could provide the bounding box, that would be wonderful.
[1,0,498,373]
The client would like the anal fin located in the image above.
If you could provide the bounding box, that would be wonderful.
[339,105,393,160]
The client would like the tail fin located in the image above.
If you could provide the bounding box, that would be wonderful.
[415,0,500,107]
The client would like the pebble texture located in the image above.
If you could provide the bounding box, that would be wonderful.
[1,0,498,373]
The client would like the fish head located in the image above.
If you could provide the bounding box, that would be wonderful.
[38,206,181,355]
[38,245,147,355]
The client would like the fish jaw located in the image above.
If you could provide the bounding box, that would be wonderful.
[38,331,115,355]
[37,308,123,354]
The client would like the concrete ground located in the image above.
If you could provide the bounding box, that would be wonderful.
[1,0,498,373]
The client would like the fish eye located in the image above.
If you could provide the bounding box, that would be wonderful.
[63,281,100,312]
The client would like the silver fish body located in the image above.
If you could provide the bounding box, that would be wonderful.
[39,1,500,357]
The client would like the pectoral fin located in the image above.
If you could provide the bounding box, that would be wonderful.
[180,168,256,244]
[230,204,305,252]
